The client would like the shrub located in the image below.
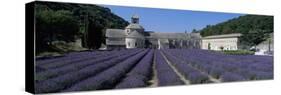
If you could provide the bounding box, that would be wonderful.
[222,50,254,55]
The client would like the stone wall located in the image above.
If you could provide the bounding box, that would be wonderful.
[202,37,239,50]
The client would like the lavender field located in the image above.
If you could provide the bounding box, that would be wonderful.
[35,49,273,93]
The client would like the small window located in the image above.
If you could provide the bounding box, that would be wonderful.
[128,42,130,47]
[135,43,137,47]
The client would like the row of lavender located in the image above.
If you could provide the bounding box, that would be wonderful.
[36,50,125,71]
[35,49,149,93]
[162,49,273,82]
[161,50,211,84]
[155,50,185,86]
[35,49,187,93]
[63,49,149,91]
[36,49,142,81]
[34,49,273,93]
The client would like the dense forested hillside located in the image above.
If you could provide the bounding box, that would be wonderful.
[200,15,273,48]
[35,1,129,55]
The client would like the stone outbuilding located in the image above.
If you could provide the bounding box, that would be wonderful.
[201,33,242,50]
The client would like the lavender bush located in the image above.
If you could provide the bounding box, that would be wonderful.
[155,50,184,86]
[62,50,148,91]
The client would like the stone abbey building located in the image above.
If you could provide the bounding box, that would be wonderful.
[105,15,202,49]
[201,33,242,50]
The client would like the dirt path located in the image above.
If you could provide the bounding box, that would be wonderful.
[208,75,221,83]
[160,51,191,85]
[148,51,158,87]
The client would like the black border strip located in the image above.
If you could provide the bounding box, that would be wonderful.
[25,1,35,94]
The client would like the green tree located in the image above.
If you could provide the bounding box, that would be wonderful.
[199,15,273,49]
[36,9,79,53]
[192,29,197,33]
[35,1,129,54]
[240,29,270,49]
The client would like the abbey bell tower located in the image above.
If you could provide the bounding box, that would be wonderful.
[131,14,139,24]
[125,14,144,36]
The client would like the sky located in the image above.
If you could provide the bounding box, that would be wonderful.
[103,5,244,33]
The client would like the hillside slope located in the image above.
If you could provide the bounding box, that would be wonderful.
[200,15,273,48]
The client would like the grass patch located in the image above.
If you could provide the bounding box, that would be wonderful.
[222,50,254,55]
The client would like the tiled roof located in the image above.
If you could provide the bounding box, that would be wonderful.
[203,33,242,39]
[146,32,201,39]
[105,29,202,40]
[127,30,145,38]
[132,14,139,18]
[125,24,144,29]
[106,40,125,45]
[106,29,125,38]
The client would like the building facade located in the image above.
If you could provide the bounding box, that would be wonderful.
[254,33,273,55]
[106,15,243,50]
[106,15,201,49]
[201,33,242,50]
